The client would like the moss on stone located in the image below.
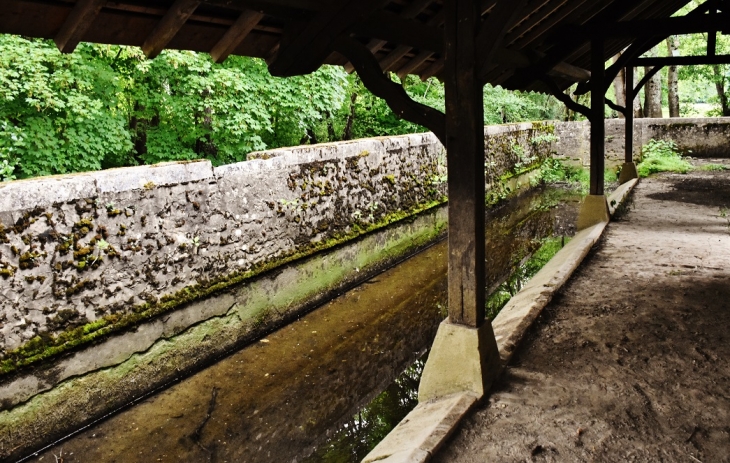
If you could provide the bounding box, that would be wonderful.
[0,196,448,376]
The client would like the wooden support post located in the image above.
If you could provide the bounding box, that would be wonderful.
[577,37,610,229]
[420,2,501,403]
[444,0,485,328]
[625,65,634,164]
[590,38,605,197]
[619,65,638,184]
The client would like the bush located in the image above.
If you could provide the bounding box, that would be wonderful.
[637,139,692,177]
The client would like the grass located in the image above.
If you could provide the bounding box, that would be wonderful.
[700,163,728,172]
[539,158,619,194]
[636,139,693,177]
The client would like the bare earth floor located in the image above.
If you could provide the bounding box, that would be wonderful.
[433,161,730,463]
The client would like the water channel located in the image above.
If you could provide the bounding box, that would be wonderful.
[28,185,582,463]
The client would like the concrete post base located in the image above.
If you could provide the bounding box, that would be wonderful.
[576,194,610,231]
[418,319,501,402]
[618,162,639,184]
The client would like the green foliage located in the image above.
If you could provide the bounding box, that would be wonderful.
[483,84,562,124]
[637,139,693,177]
[674,2,730,116]
[0,34,567,180]
[0,36,133,178]
[538,157,590,192]
[699,163,728,171]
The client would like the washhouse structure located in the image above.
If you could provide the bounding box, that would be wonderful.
[1,0,729,460]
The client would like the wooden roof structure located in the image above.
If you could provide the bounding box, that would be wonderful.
[1,0,712,91]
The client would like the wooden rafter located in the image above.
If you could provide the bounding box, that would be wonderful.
[345,0,434,73]
[476,0,528,81]
[633,55,730,66]
[268,0,388,77]
[54,0,106,53]
[352,11,442,54]
[142,0,201,59]
[333,35,445,145]
[600,0,720,93]
[210,10,264,63]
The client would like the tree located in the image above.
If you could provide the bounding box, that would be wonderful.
[612,53,627,118]
[666,36,681,117]
[643,47,663,118]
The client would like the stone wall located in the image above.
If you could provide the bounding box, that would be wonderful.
[555,117,730,167]
[0,122,555,378]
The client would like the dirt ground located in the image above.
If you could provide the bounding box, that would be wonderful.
[433,159,730,463]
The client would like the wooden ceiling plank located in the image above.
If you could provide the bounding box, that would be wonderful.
[396,50,433,79]
[210,10,264,63]
[419,55,444,80]
[476,0,528,81]
[379,0,499,74]
[54,0,106,53]
[344,0,434,72]
[352,12,443,54]
[142,0,202,59]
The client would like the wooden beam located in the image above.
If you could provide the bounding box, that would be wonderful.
[632,55,730,66]
[476,0,528,81]
[420,56,445,81]
[503,0,655,91]
[344,0,434,73]
[605,97,626,116]
[601,0,721,93]
[396,50,434,79]
[142,0,201,59]
[589,38,605,197]
[378,0,497,73]
[333,36,446,145]
[351,11,443,55]
[551,62,591,82]
[584,12,730,38]
[54,0,106,53]
[210,10,263,63]
[538,76,591,117]
[444,0,485,327]
[625,65,634,164]
[269,0,387,77]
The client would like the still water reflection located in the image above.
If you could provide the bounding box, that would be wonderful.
[32,185,580,463]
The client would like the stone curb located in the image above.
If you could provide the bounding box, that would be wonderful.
[361,180,639,463]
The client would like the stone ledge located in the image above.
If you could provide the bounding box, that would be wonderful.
[362,392,478,463]
[362,180,640,463]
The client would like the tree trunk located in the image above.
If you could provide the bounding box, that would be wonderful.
[666,36,680,117]
[341,93,357,140]
[612,53,626,118]
[713,65,730,116]
[644,68,663,118]
[643,48,663,118]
